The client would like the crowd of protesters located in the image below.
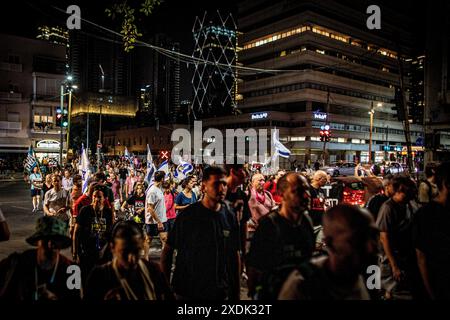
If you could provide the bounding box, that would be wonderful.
[0,155,449,301]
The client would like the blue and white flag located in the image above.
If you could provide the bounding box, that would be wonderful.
[144,145,156,185]
[157,160,169,175]
[273,129,291,158]
[145,160,169,194]
[80,144,91,194]
[24,146,38,173]
[174,157,194,181]
[124,146,135,171]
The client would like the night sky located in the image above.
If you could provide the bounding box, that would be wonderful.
[1,0,426,99]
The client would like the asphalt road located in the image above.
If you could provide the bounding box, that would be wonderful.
[0,180,249,299]
[0,179,39,260]
[0,180,164,260]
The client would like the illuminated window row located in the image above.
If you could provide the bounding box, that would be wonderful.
[243,26,310,49]
[243,24,397,59]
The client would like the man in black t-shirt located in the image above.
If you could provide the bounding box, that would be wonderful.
[246,173,315,300]
[225,163,251,293]
[365,175,394,221]
[161,166,240,300]
[413,162,450,299]
[73,189,114,285]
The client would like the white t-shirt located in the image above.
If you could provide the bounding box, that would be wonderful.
[62,177,73,191]
[145,184,167,225]
[44,188,70,215]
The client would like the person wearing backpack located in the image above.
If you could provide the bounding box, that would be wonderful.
[246,173,315,300]
[418,165,438,206]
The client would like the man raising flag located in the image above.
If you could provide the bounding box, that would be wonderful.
[80,144,91,194]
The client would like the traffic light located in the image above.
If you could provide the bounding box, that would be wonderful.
[326,129,331,142]
[320,125,331,142]
[62,109,68,128]
[56,107,62,126]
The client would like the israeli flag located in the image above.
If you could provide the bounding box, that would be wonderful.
[158,160,169,175]
[179,159,194,176]
[273,129,291,158]
[80,144,91,194]
[144,145,156,185]
[174,157,194,181]
[124,146,135,171]
[23,146,38,173]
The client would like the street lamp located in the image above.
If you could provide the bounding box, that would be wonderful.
[65,84,77,157]
[368,102,383,164]
[58,76,77,165]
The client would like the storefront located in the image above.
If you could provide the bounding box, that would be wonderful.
[34,139,61,162]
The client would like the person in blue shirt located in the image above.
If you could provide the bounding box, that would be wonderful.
[174,176,197,215]
[29,166,43,213]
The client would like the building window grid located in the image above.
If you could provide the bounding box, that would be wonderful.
[242,24,397,60]
[245,82,391,103]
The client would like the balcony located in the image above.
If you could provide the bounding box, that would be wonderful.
[0,121,21,130]
[0,62,23,72]
[0,91,22,102]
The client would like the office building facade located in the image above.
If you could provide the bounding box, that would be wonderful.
[202,0,424,166]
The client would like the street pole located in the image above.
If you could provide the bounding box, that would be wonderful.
[59,84,64,165]
[322,88,330,166]
[369,101,374,164]
[66,89,72,158]
[397,54,414,173]
[385,125,389,161]
[97,70,104,171]
[87,105,89,153]
[97,104,102,170]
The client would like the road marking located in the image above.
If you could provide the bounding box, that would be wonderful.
[1,201,31,204]
[10,206,30,210]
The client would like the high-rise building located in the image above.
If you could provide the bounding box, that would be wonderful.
[408,55,425,125]
[202,0,424,166]
[191,12,238,118]
[37,26,69,47]
[69,29,133,96]
[424,0,450,162]
[148,34,181,125]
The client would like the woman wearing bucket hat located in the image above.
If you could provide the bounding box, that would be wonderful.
[0,216,80,300]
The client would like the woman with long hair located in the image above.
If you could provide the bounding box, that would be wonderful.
[174,176,197,215]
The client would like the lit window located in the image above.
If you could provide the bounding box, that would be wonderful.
[351,139,361,144]
[311,137,321,141]
[290,136,306,141]
[338,138,346,143]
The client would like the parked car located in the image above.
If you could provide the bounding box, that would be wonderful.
[326,177,366,207]
[322,162,362,177]
[380,162,405,175]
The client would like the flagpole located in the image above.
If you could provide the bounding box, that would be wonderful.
[33,148,42,176]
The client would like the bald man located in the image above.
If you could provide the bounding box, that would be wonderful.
[279,204,378,300]
[309,170,328,226]
[247,173,275,235]
[247,173,315,299]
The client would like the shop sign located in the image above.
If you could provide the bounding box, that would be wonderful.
[37,140,60,150]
